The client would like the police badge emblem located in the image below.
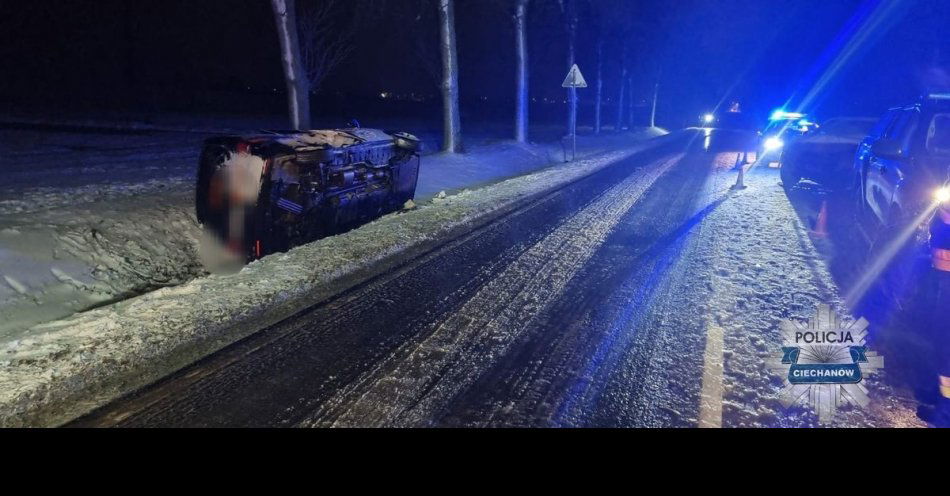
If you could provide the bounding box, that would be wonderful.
[768,304,884,424]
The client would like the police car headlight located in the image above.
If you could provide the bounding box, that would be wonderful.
[935,186,950,204]
[764,137,784,151]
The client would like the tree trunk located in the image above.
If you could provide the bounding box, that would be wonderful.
[594,39,603,135]
[650,80,658,128]
[271,0,310,130]
[615,66,626,131]
[565,18,577,138]
[514,0,529,143]
[627,76,635,128]
[438,0,462,153]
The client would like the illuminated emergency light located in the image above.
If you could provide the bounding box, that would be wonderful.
[764,137,784,151]
[935,186,950,203]
[770,109,805,121]
[928,93,950,101]
[703,113,715,124]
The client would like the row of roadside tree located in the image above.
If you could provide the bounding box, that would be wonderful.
[270,0,666,153]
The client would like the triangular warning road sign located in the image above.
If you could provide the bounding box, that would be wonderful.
[562,64,588,88]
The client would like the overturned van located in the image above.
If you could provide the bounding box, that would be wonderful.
[196,128,421,263]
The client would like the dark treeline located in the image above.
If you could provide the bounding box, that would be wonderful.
[4,0,949,150]
[269,0,675,151]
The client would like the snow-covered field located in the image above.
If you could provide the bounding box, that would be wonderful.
[0,128,205,335]
[0,124,668,426]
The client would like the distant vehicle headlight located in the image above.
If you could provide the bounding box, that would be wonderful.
[764,137,784,151]
[703,113,715,124]
[935,186,950,203]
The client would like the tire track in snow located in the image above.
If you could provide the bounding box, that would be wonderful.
[311,154,683,427]
[432,148,722,427]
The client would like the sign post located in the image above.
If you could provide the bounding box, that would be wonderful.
[561,64,587,162]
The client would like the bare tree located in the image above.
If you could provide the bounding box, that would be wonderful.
[296,0,353,96]
[559,0,578,138]
[650,76,659,128]
[487,0,530,142]
[271,0,310,129]
[591,0,637,133]
[590,0,619,134]
[438,0,462,153]
[593,37,603,134]
[615,45,626,131]
[514,0,530,143]
[627,74,635,128]
[384,1,441,90]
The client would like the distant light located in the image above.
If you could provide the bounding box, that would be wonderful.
[764,137,784,151]
[935,187,950,203]
[770,109,805,121]
[703,113,715,124]
[929,93,950,101]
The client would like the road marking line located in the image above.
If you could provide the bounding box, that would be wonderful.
[698,321,724,428]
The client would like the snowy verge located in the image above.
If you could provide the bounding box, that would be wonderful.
[0,126,664,341]
[0,184,203,337]
[0,133,675,427]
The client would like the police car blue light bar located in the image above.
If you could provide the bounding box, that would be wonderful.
[770,109,805,121]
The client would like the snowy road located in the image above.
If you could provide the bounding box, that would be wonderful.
[68,131,922,427]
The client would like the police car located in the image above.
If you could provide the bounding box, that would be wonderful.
[852,94,950,278]
[759,109,819,165]
[851,94,950,422]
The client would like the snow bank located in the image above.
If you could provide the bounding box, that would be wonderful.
[0,182,204,337]
[415,128,668,200]
[0,132,672,427]
[0,125,665,342]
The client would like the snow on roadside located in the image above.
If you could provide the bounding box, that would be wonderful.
[683,156,923,427]
[0,132,673,427]
[0,127,666,342]
[0,183,204,337]
[414,128,667,200]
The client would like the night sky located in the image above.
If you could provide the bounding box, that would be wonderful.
[2,0,948,126]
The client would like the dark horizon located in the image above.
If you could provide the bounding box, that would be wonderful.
[1,0,947,128]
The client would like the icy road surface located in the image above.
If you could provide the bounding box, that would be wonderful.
[70,131,922,428]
